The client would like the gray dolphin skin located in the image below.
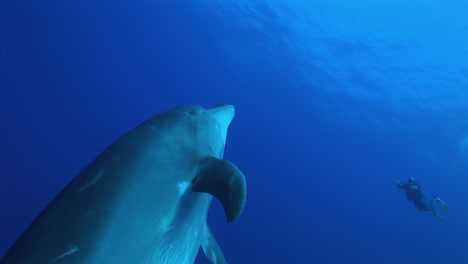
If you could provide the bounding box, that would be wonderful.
[1,104,247,264]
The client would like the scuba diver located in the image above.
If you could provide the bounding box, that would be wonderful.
[396,177,447,220]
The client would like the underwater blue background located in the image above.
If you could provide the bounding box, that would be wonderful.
[1,0,467,263]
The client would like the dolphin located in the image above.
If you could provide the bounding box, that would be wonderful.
[0,104,247,264]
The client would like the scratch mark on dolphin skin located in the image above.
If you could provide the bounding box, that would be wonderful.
[78,170,104,191]
[160,217,175,233]
[177,181,190,195]
[145,124,162,133]
[50,245,79,263]
[111,153,120,162]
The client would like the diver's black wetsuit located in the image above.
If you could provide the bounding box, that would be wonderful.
[396,180,433,211]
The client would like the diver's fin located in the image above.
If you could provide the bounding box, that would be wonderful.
[201,224,227,264]
[434,197,447,211]
[192,156,247,222]
[432,210,445,220]
[431,197,447,220]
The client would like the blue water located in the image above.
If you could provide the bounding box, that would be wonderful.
[1,0,467,263]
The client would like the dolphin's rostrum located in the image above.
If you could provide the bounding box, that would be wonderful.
[0,104,247,264]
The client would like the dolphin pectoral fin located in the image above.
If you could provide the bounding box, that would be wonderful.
[192,157,247,222]
[201,224,227,264]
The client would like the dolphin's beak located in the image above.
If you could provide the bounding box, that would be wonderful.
[209,104,235,126]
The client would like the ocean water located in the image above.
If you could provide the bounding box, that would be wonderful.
[0,0,467,263]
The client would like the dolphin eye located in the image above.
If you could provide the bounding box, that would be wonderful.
[185,105,202,116]
[186,109,197,116]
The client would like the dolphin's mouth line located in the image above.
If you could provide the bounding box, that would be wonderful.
[209,104,234,112]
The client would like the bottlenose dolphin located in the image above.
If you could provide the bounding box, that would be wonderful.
[0,104,247,264]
